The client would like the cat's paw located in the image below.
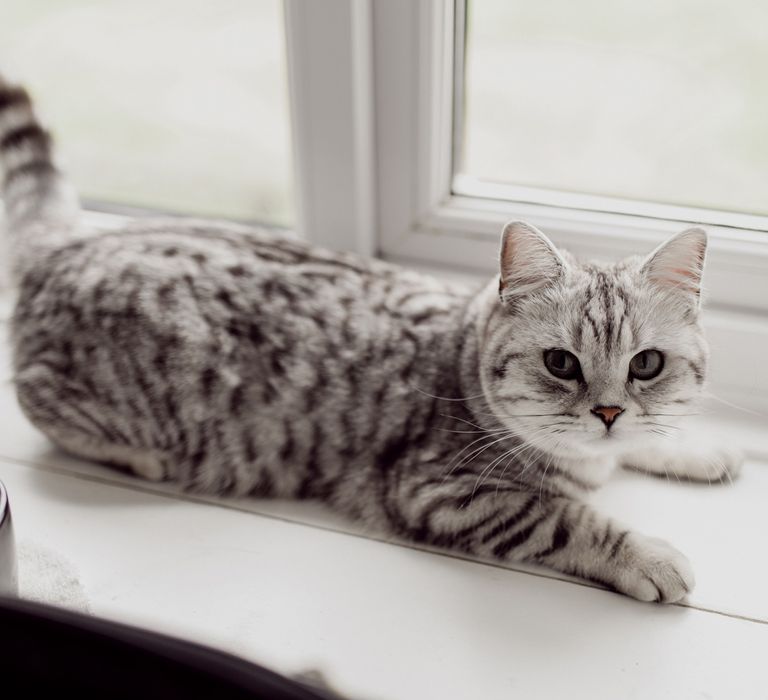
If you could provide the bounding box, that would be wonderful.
[684,446,743,483]
[611,534,695,603]
[622,446,743,484]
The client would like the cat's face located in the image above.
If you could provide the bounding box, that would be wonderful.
[480,222,708,458]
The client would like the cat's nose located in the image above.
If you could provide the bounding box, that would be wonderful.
[591,405,624,428]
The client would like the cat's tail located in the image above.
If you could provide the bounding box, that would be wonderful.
[0,75,80,280]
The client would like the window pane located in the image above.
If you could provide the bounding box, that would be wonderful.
[460,0,768,216]
[1,0,294,226]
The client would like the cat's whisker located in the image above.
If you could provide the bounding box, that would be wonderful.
[434,427,500,435]
[699,453,732,487]
[704,391,766,419]
[411,385,487,403]
[472,410,577,419]
[442,431,510,474]
[493,437,544,496]
[649,427,675,440]
[540,420,577,428]
[466,430,555,503]
[470,430,554,501]
[641,421,681,431]
[439,431,502,479]
[509,435,553,486]
[442,430,519,483]
[435,416,512,435]
[640,412,703,418]
[439,413,496,432]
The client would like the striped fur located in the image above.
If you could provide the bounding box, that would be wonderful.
[1,78,740,603]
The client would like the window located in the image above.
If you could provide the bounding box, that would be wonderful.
[457,0,768,221]
[0,0,294,226]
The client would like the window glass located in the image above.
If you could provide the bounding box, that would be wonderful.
[1,0,294,226]
[460,0,768,216]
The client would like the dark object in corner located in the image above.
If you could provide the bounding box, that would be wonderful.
[0,598,347,699]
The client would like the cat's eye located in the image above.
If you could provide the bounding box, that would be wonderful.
[543,349,581,380]
[629,349,664,380]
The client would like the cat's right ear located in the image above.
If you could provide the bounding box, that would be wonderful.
[499,221,567,303]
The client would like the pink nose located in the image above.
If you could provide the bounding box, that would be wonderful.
[591,405,624,428]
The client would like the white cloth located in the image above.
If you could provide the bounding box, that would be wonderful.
[17,539,91,613]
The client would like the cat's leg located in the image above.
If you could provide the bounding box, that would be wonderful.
[385,468,694,602]
[15,364,168,481]
[620,443,743,484]
[38,423,169,481]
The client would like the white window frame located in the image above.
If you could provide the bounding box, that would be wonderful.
[285,0,768,414]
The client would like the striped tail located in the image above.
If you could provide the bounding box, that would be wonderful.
[0,76,80,280]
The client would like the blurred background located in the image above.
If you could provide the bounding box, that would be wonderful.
[2,0,767,230]
[1,0,295,226]
[460,0,768,216]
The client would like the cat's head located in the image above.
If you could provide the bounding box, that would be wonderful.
[479,221,708,458]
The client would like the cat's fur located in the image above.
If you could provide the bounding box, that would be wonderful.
[0,77,741,603]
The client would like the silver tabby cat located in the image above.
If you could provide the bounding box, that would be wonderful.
[0,77,741,603]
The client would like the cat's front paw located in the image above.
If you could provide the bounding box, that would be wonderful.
[611,534,695,603]
[683,446,743,483]
[622,446,743,484]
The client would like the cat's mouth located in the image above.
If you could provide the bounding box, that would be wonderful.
[586,430,619,444]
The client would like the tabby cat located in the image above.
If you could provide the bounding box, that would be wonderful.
[0,77,741,603]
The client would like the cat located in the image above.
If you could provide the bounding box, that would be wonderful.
[0,76,742,603]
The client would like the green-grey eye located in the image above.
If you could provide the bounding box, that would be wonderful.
[543,349,581,380]
[629,349,664,380]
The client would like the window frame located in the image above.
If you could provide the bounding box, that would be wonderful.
[374,1,768,313]
[283,0,376,257]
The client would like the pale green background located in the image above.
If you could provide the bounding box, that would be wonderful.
[0,0,294,226]
[462,0,768,216]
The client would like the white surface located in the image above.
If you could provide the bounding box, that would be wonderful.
[0,324,766,697]
[3,458,768,700]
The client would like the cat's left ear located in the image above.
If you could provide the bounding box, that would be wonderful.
[499,221,568,303]
[641,227,707,301]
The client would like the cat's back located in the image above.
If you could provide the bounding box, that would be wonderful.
[13,219,470,379]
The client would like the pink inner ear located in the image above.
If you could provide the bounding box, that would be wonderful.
[671,266,699,280]
[498,222,565,301]
[652,265,701,295]
[644,230,706,297]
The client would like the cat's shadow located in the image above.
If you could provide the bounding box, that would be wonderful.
[26,446,187,508]
[25,445,352,534]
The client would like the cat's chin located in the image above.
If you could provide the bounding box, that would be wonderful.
[557,431,638,459]
[543,438,614,460]
[580,430,652,456]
